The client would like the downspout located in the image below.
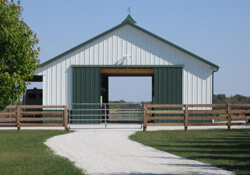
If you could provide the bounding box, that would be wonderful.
[210,67,219,104]
[212,71,214,104]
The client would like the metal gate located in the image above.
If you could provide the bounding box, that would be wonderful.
[69,103,143,128]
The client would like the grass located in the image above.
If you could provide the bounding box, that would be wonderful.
[0,130,84,175]
[130,129,250,175]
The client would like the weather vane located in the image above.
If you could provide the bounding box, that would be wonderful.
[127,7,131,14]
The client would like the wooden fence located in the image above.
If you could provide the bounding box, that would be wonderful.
[143,104,250,131]
[0,105,68,131]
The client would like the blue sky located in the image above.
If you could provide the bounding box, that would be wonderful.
[21,0,250,101]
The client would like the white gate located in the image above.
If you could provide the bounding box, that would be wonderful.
[69,103,143,128]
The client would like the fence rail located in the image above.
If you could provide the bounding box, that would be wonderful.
[143,104,250,131]
[1,103,249,131]
[0,105,68,131]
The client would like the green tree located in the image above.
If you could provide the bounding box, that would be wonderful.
[0,0,40,110]
[214,94,250,104]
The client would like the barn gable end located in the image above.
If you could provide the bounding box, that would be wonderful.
[34,15,219,106]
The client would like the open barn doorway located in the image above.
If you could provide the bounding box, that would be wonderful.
[108,76,152,124]
[108,77,152,103]
[100,67,154,105]
[100,68,154,124]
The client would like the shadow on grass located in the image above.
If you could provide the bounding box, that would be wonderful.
[149,148,250,155]
[130,129,250,175]
[164,163,224,171]
[149,144,250,149]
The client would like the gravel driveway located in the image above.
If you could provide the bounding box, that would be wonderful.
[44,125,237,175]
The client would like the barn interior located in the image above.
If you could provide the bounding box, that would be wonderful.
[25,75,43,105]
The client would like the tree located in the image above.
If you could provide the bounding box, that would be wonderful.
[214,94,250,104]
[0,0,40,110]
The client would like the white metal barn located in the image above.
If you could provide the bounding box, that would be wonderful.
[33,15,219,108]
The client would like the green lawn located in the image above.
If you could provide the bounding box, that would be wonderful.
[130,129,250,175]
[0,130,84,175]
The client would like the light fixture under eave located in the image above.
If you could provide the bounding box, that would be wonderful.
[123,55,132,59]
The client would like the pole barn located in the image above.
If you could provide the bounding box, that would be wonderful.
[33,15,219,123]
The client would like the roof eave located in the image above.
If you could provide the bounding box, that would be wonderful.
[125,23,220,71]
[40,22,126,67]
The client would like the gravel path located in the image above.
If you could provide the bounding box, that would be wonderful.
[45,125,236,175]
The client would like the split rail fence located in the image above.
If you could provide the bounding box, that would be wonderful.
[143,104,250,131]
[0,105,68,131]
[1,104,250,132]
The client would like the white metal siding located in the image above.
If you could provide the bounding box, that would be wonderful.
[35,24,214,106]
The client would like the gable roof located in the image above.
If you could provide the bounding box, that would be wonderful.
[40,15,219,71]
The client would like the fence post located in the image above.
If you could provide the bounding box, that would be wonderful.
[17,105,21,131]
[104,104,107,128]
[184,104,189,131]
[64,105,68,131]
[227,103,231,131]
[143,104,147,132]
[141,102,144,129]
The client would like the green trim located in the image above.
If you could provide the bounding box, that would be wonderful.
[122,14,136,24]
[71,65,184,68]
[40,23,125,67]
[129,23,219,71]
[39,15,219,71]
